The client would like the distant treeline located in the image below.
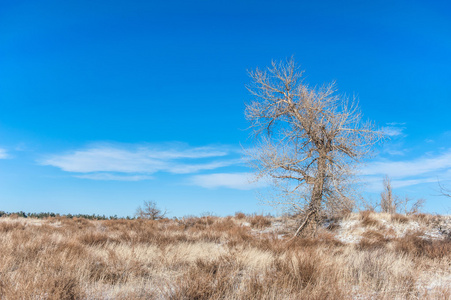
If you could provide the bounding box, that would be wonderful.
[0,211,134,220]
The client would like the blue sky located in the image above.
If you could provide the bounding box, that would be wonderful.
[0,0,450,217]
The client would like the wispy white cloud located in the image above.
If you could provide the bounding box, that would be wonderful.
[382,125,405,137]
[390,177,439,189]
[363,150,451,178]
[168,159,243,174]
[381,143,407,156]
[363,176,441,193]
[361,149,451,191]
[75,173,154,181]
[384,149,406,156]
[43,147,164,173]
[0,148,9,159]
[41,143,241,181]
[386,122,406,126]
[188,172,268,190]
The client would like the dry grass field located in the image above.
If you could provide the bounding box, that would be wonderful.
[0,212,450,299]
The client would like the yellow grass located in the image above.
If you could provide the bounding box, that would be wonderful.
[0,213,449,299]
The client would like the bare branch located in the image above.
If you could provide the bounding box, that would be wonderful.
[438,180,451,198]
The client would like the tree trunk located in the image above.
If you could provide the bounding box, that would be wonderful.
[294,156,326,238]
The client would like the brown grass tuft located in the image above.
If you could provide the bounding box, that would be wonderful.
[249,214,272,229]
[235,211,246,219]
[391,213,409,223]
[357,230,388,250]
[359,211,381,227]
[394,232,451,259]
[78,231,111,246]
[0,222,25,232]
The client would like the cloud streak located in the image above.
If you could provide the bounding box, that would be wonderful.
[41,143,241,181]
[381,124,406,137]
[361,149,451,191]
[75,173,154,181]
[363,150,451,178]
[0,148,8,159]
[188,172,268,190]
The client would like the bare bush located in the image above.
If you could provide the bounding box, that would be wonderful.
[249,214,272,229]
[381,175,396,214]
[234,212,246,219]
[380,175,424,214]
[135,200,167,220]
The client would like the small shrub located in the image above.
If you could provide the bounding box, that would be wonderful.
[73,217,92,227]
[357,230,388,250]
[392,213,409,223]
[56,241,87,258]
[178,216,199,229]
[47,275,84,300]
[249,215,272,229]
[359,211,380,227]
[393,232,451,259]
[424,240,451,259]
[170,256,235,299]
[211,217,236,232]
[272,251,321,290]
[9,213,19,219]
[78,232,111,246]
[199,216,215,226]
[0,222,25,232]
[227,226,253,246]
[394,232,425,256]
[235,212,246,219]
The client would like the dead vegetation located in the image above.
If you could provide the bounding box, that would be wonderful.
[0,212,449,299]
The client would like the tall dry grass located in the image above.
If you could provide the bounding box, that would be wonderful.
[0,213,449,299]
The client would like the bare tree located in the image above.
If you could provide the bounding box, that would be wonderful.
[135,201,167,220]
[245,58,382,237]
[380,175,424,214]
[380,175,396,214]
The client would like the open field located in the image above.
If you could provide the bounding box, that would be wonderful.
[0,212,450,299]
